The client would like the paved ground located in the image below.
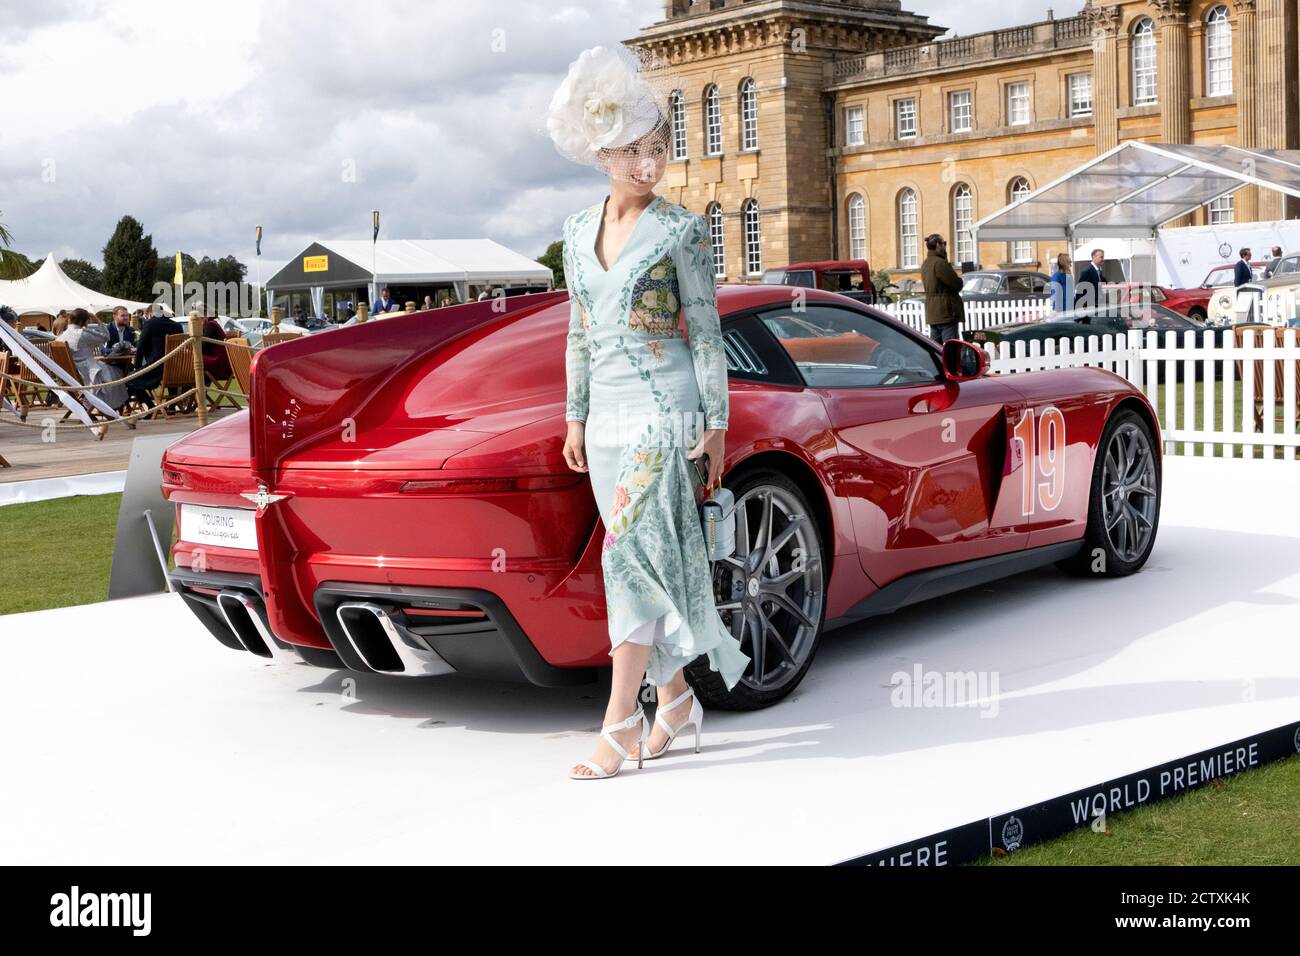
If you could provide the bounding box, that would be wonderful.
[0,407,241,482]
[1,456,1297,864]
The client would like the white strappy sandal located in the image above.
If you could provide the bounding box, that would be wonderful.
[569,704,650,779]
[638,686,703,761]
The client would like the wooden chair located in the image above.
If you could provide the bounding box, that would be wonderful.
[10,343,78,418]
[225,338,252,400]
[146,333,197,419]
[259,331,303,349]
[1233,325,1299,431]
[202,338,241,411]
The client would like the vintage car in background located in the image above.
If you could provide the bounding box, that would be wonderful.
[761,259,877,304]
[959,270,1053,303]
[1225,253,1300,326]
[1201,260,1269,326]
[161,286,1162,711]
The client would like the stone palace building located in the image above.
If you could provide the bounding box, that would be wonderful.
[627,0,1298,283]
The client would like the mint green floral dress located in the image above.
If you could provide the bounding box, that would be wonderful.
[561,194,750,690]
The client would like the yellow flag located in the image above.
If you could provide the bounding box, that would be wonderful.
[173,252,183,285]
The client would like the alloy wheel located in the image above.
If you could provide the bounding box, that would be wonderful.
[712,483,824,694]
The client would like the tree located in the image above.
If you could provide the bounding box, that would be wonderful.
[101,215,159,301]
[538,239,564,288]
[0,213,33,280]
[60,258,103,291]
[155,252,197,286]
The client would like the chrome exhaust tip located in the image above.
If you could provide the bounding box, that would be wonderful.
[334,601,456,677]
[217,590,293,662]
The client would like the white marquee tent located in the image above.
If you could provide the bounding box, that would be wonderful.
[972,142,1300,247]
[0,253,162,317]
[266,238,553,311]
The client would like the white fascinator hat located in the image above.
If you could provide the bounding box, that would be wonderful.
[546,43,680,182]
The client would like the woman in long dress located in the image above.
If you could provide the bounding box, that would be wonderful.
[58,308,128,410]
[548,45,750,779]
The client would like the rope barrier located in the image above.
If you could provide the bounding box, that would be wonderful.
[0,387,202,432]
[200,336,257,352]
[0,337,196,391]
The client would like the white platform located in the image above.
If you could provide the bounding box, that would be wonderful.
[1,456,1297,865]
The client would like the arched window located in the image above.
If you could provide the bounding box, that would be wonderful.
[1205,6,1232,97]
[897,188,919,270]
[704,85,722,156]
[951,183,974,266]
[1008,177,1032,263]
[1132,18,1157,106]
[742,199,762,275]
[847,194,867,260]
[739,77,758,151]
[669,90,687,160]
[708,202,726,278]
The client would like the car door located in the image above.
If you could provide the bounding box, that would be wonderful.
[756,303,1030,588]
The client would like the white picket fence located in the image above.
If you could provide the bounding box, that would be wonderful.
[881,297,1053,333]
[982,329,1300,459]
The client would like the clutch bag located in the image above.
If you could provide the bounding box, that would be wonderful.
[694,455,736,561]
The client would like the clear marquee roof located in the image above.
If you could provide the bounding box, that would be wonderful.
[973,142,1300,243]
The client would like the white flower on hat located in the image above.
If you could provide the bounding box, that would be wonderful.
[547,45,658,166]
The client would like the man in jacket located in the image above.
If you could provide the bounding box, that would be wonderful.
[920,234,964,345]
[129,304,183,408]
[1074,248,1105,309]
[106,306,137,350]
[1234,248,1254,287]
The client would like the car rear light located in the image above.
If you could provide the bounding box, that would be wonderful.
[162,468,187,486]
[398,475,584,495]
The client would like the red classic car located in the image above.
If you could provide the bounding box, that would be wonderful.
[1106,262,1270,321]
[161,286,1162,710]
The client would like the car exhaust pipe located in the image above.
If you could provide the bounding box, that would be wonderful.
[217,590,293,662]
[334,601,456,677]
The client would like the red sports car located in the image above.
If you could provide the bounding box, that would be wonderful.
[161,287,1162,710]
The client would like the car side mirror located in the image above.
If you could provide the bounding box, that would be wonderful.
[942,339,988,381]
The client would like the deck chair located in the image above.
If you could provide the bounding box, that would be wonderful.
[225,338,252,401]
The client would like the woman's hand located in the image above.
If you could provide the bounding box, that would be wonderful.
[687,428,725,489]
[562,421,588,472]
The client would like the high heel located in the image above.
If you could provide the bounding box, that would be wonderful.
[568,704,650,779]
[641,686,703,760]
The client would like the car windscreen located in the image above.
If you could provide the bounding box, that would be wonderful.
[758,305,940,387]
[961,274,1001,294]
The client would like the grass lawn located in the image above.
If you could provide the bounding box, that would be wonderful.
[0,493,123,615]
[1151,379,1298,458]
[978,756,1300,866]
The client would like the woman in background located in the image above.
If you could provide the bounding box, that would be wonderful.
[1050,252,1074,314]
[58,308,128,410]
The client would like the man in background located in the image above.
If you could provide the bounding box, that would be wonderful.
[106,306,137,350]
[371,286,399,314]
[129,304,183,408]
[920,233,964,345]
[1234,248,1254,287]
[1074,248,1105,309]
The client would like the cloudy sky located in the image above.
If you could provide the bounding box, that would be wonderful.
[0,0,1063,278]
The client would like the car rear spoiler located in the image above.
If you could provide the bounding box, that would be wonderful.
[248,292,567,477]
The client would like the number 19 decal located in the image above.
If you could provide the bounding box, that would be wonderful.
[1012,406,1066,516]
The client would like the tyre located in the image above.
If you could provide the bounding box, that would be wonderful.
[1058,408,1161,577]
[687,468,827,711]
[1187,307,1206,321]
